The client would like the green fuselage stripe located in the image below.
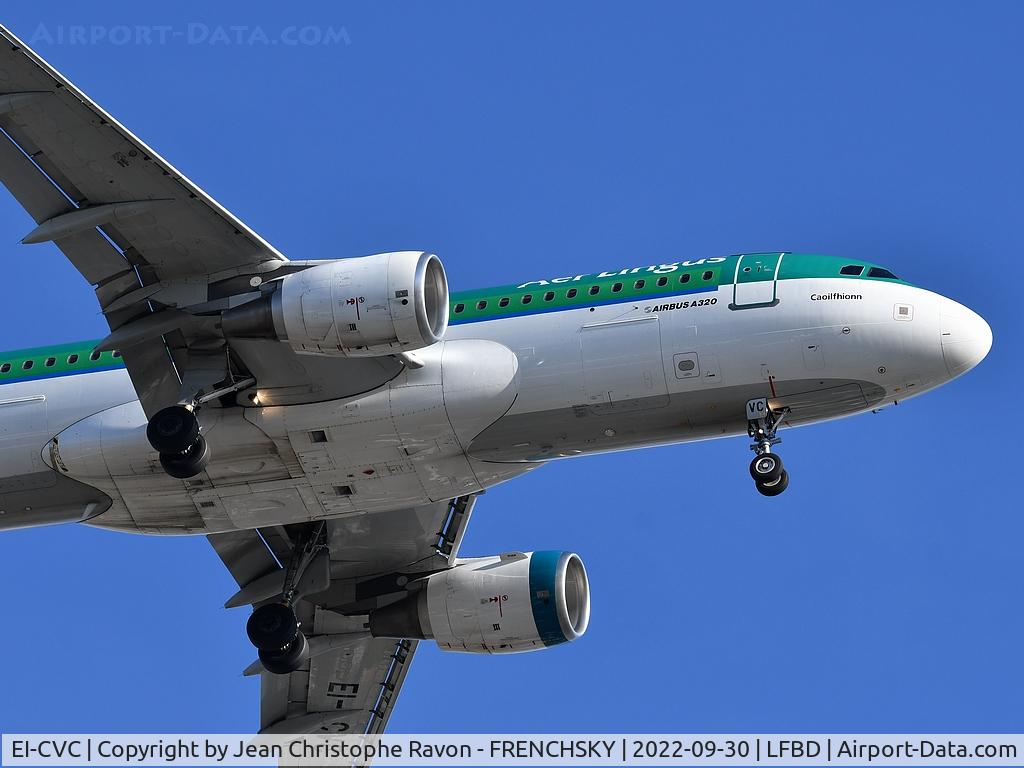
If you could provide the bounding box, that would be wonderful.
[0,253,905,384]
[0,341,126,386]
[448,252,904,324]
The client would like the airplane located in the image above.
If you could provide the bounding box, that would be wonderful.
[0,23,991,735]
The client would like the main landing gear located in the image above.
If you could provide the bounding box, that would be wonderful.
[746,397,791,497]
[145,373,256,479]
[247,603,308,675]
[146,405,210,479]
[247,522,329,675]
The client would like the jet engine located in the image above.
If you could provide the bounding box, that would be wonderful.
[369,551,590,654]
[223,251,448,356]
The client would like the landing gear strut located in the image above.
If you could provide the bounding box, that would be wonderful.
[247,522,329,675]
[746,397,791,497]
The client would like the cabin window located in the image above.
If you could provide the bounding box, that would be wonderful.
[44,357,56,367]
[840,264,864,276]
[657,276,668,287]
[22,360,33,370]
[112,350,121,358]
[476,300,487,310]
[499,297,510,307]
[90,351,101,361]
[67,354,79,365]
[612,282,623,293]
[454,303,465,314]
[634,279,645,290]
[521,294,533,304]
[680,273,691,284]
[588,285,600,296]
[0,363,9,373]
[868,267,899,279]
[702,270,713,281]
[543,291,555,301]
[566,288,578,299]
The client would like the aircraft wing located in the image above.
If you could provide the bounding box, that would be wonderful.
[0,24,401,416]
[208,495,476,734]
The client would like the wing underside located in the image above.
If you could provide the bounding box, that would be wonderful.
[209,496,476,733]
[0,23,403,415]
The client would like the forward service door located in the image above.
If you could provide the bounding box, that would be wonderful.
[580,317,669,412]
[730,252,785,309]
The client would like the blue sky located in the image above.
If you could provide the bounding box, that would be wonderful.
[0,1,1020,736]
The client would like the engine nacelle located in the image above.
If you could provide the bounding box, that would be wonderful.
[223,251,448,356]
[369,551,590,654]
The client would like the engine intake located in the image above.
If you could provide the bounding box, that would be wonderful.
[370,551,590,654]
[223,251,448,356]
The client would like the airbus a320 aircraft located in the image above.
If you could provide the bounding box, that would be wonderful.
[0,26,991,734]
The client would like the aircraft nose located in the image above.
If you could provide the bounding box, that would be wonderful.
[939,297,992,378]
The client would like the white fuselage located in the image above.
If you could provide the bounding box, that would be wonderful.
[0,268,991,534]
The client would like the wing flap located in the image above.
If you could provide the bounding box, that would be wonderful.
[0,127,133,285]
[0,121,68,222]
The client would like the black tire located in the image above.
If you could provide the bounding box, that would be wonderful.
[259,631,309,675]
[749,453,783,483]
[158,435,210,479]
[147,405,200,454]
[756,469,789,497]
[247,603,299,651]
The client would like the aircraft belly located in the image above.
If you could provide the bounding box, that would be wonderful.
[78,340,522,533]
[468,377,886,462]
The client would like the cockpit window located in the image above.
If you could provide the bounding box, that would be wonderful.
[840,265,864,276]
[867,267,899,279]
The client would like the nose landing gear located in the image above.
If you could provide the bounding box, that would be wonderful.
[746,397,791,496]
